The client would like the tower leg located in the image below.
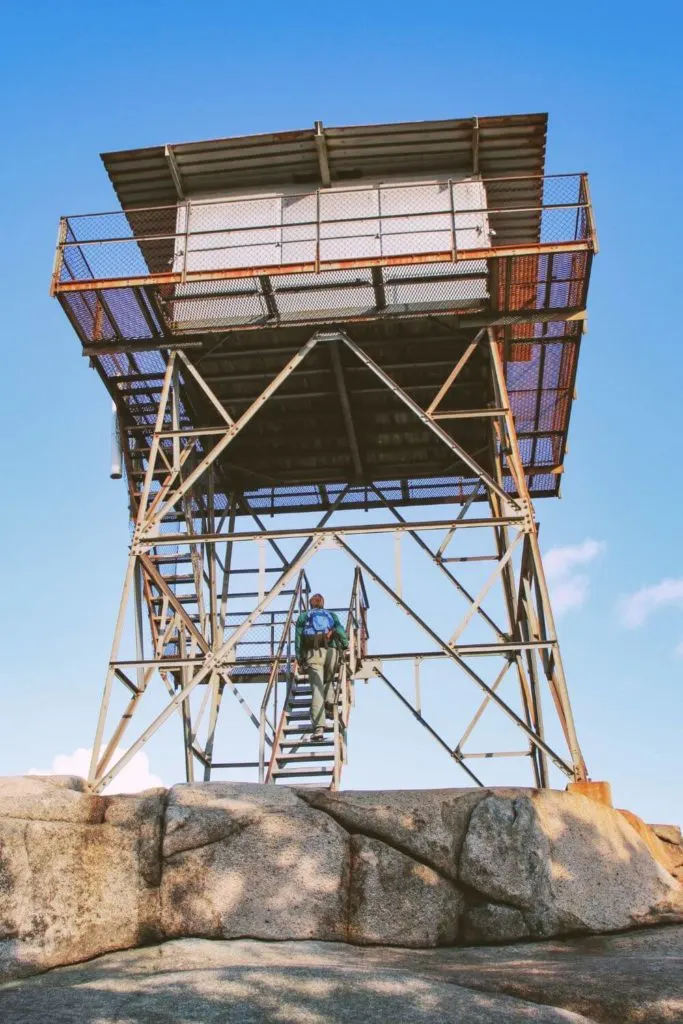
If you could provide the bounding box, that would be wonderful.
[86,328,588,791]
[488,331,587,782]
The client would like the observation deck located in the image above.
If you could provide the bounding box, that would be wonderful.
[51,114,596,514]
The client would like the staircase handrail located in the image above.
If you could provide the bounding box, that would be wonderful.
[258,570,307,782]
[332,569,369,785]
[345,567,369,672]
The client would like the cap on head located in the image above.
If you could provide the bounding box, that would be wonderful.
[310,593,325,608]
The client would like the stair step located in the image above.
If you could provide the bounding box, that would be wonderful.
[278,739,334,749]
[272,768,334,779]
[284,725,333,735]
[276,752,334,763]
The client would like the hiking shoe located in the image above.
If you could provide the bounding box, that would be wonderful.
[309,730,325,743]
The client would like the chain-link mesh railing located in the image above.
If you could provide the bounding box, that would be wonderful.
[53,174,594,345]
[53,175,595,291]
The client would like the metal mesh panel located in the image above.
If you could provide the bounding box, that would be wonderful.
[58,262,590,346]
[60,291,116,342]
[134,349,166,375]
[100,288,157,339]
[172,278,269,330]
[508,354,541,391]
[99,352,134,377]
[55,174,593,293]
[541,343,563,390]
[274,269,376,320]
[509,390,539,433]
[495,250,588,320]
[530,472,556,492]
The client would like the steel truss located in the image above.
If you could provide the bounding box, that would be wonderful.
[88,328,588,793]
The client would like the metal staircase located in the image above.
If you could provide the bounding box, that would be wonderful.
[259,569,368,788]
[268,670,336,785]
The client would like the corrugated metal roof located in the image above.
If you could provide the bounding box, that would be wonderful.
[101,113,548,209]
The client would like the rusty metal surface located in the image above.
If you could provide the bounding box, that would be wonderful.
[77,315,581,513]
[100,114,548,217]
[53,172,590,297]
[54,241,591,295]
[52,117,594,513]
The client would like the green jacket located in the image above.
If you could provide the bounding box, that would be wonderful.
[295,609,349,660]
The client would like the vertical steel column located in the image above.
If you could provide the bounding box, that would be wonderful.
[488,331,588,782]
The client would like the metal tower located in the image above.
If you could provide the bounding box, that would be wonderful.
[51,114,596,792]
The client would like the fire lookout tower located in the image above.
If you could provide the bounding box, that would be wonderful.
[51,114,597,793]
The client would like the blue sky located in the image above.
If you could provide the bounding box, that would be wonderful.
[0,1,681,824]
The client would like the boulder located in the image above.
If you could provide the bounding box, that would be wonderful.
[617,808,681,875]
[0,778,165,980]
[347,834,463,946]
[28,775,88,793]
[463,903,531,944]
[0,776,104,824]
[160,782,350,942]
[650,824,682,847]
[649,823,683,881]
[460,790,682,937]
[411,923,683,1023]
[0,776,680,983]
[299,786,489,882]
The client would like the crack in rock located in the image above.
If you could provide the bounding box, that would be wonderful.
[1,779,681,984]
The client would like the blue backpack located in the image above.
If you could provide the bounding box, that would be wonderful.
[303,608,335,636]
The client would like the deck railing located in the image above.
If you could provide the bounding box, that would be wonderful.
[51,174,596,295]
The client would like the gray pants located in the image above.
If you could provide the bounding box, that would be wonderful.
[304,646,339,731]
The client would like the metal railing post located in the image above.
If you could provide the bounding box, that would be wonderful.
[448,178,457,261]
[258,710,267,783]
[181,200,190,284]
[50,217,68,296]
[582,173,599,253]
[315,189,321,273]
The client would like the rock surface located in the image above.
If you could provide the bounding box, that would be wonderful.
[0,778,165,980]
[2,926,682,1023]
[460,791,681,938]
[160,782,349,942]
[0,775,681,982]
[347,833,463,946]
[650,822,683,882]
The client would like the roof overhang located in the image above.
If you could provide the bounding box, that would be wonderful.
[101,113,548,209]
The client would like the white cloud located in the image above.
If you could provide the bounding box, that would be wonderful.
[619,577,683,630]
[29,747,164,795]
[544,538,605,579]
[551,574,591,615]
[544,539,605,616]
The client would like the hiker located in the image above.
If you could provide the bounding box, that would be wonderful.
[295,594,349,741]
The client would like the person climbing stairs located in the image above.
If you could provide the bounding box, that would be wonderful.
[260,572,367,789]
[294,593,349,742]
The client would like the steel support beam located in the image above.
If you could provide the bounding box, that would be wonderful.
[85,326,587,793]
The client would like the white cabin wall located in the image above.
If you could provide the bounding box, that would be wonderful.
[171,175,491,327]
